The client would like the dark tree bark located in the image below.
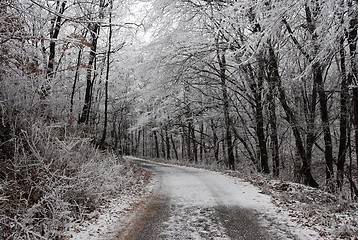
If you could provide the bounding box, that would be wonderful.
[281,6,342,187]
[112,112,118,149]
[337,34,349,191]
[353,88,358,167]
[134,130,141,155]
[304,3,334,188]
[191,124,198,163]
[282,18,319,181]
[171,134,179,160]
[231,124,258,169]
[150,133,154,157]
[42,0,66,99]
[255,59,269,174]
[346,2,358,167]
[181,127,186,159]
[153,131,160,158]
[267,40,319,187]
[243,8,269,173]
[160,130,165,158]
[239,65,263,172]
[217,45,235,170]
[100,0,113,146]
[210,119,219,163]
[267,45,280,177]
[70,45,83,113]
[186,122,193,161]
[304,73,318,184]
[277,78,318,187]
[142,128,146,156]
[314,62,334,188]
[166,128,171,159]
[183,83,193,161]
[46,1,66,78]
[79,0,107,124]
[199,122,204,162]
[78,22,100,124]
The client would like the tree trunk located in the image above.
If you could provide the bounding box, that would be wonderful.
[191,124,198,163]
[161,129,166,158]
[256,58,269,173]
[269,47,319,187]
[222,136,227,166]
[112,112,118,149]
[314,62,334,189]
[353,89,358,167]
[186,123,192,161]
[100,0,113,146]
[45,0,66,80]
[304,72,318,185]
[267,46,280,176]
[217,46,235,170]
[135,130,141,155]
[70,46,83,113]
[142,128,146,156]
[240,65,262,172]
[347,3,358,167]
[199,122,204,162]
[304,2,334,189]
[171,134,178,160]
[232,125,258,169]
[78,22,100,124]
[118,125,123,155]
[278,16,321,187]
[166,128,171,159]
[153,131,159,158]
[40,0,66,101]
[181,128,186,159]
[337,35,349,191]
[150,133,154,157]
[210,119,219,163]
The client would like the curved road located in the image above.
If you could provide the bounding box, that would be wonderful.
[122,157,290,240]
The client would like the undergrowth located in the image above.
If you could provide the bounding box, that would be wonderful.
[0,104,136,239]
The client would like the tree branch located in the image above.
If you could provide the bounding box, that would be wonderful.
[282,18,313,62]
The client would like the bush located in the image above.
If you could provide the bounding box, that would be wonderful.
[0,111,133,239]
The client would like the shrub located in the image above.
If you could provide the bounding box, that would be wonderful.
[0,111,134,239]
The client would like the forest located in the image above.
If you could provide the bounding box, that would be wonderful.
[0,0,358,238]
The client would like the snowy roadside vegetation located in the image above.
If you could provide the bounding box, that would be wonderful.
[228,172,358,239]
[0,108,150,239]
[140,156,358,239]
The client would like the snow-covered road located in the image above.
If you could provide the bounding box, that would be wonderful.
[123,157,304,240]
[66,156,353,240]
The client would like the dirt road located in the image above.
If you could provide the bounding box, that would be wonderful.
[120,157,290,240]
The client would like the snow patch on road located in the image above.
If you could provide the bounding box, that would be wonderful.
[159,205,230,240]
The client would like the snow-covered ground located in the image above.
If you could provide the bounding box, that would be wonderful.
[65,196,136,240]
[64,161,157,240]
[225,171,358,239]
[65,157,358,240]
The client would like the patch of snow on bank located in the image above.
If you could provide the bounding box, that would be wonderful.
[64,162,157,240]
[65,197,132,240]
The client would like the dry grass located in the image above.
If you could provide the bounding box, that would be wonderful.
[0,107,141,239]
